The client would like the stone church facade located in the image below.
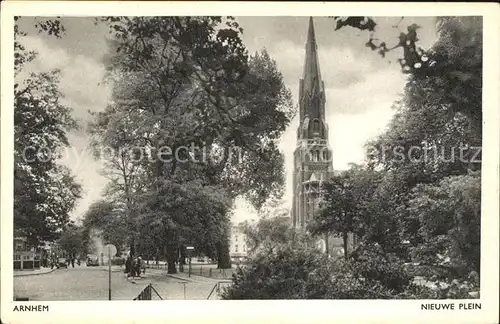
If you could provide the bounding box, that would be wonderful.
[291,17,354,256]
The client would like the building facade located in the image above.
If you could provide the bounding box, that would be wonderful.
[229,223,248,261]
[13,237,42,270]
[291,17,354,256]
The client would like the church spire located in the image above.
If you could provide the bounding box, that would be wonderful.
[302,17,322,96]
[299,17,325,123]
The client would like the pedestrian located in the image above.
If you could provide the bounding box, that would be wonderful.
[125,255,131,277]
[131,257,137,278]
[136,256,142,277]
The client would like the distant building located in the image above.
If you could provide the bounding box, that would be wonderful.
[229,223,248,261]
[13,236,41,270]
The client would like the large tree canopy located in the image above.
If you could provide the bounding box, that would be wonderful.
[14,18,82,245]
[88,16,295,272]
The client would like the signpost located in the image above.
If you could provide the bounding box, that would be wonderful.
[105,244,117,301]
[186,246,194,278]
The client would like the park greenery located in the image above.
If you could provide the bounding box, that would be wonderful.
[223,16,481,299]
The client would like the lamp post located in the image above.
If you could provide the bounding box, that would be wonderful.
[186,246,194,277]
[105,244,117,301]
[108,245,111,300]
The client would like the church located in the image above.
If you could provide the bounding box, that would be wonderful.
[291,17,355,256]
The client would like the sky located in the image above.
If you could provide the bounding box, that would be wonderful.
[17,16,438,224]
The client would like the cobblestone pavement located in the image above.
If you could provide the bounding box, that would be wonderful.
[13,264,228,301]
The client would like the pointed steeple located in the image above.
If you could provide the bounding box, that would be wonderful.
[307,16,317,45]
[302,17,322,96]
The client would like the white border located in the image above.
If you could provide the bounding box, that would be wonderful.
[1,2,499,324]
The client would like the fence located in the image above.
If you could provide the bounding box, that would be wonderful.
[193,266,235,279]
[144,262,236,279]
[133,283,163,300]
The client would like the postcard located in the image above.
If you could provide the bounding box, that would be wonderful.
[1,2,499,324]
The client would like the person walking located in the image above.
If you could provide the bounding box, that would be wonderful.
[136,256,142,277]
[130,257,137,278]
[125,254,132,277]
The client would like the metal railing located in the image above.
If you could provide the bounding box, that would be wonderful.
[206,280,232,299]
[133,283,163,300]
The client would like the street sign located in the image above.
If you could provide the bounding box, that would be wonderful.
[186,246,194,250]
[105,244,117,257]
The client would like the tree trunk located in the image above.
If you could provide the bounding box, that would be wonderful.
[217,241,231,269]
[343,232,348,259]
[180,246,187,265]
[324,234,329,256]
[166,244,177,274]
[179,246,186,272]
[130,237,135,256]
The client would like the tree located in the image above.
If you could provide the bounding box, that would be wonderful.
[58,222,84,258]
[408,172,481,279]
[332,16,482,145]
[309,164,381,258]
[90,17,294,272]
[242,215,295,254]
[136,180,232,273]
[14,17,82,246]
[81,200,128,256]
[334,16,482,286]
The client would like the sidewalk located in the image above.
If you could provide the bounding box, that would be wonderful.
[14,267,55,277]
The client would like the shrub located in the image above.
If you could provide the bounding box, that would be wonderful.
[221,242,325,299]
[221,240,480,300]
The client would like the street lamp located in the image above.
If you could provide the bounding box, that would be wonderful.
[186,246,194,277]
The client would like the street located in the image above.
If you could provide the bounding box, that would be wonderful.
[14,265,221,301]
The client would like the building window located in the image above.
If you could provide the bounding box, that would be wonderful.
[311,150,320,162]
[235,245,238,253]
[312,119,320,135]
[322,150,328,161]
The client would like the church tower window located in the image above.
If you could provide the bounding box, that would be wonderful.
[312,119,320,136]
[315,150,320,162]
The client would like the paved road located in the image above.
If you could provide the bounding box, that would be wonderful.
[14,265,221,301]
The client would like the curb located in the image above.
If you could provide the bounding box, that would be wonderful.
[100,267,124,273]
[166,273,225,284]
[165,274,193,283]
[145,268,225,284]
[14,268,56,277]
